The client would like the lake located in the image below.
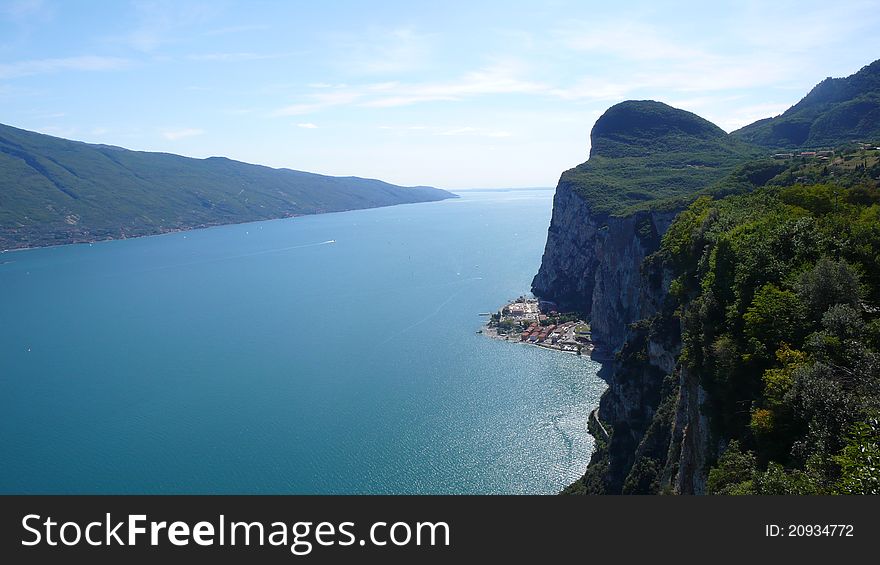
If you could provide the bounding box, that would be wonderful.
[0,188,605,494]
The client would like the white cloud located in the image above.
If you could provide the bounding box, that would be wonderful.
[32,111,66,119]
[559,20,701,62]
[297,123,318,129]
[732,1,880,54]
[439,126,512,138]
[333,27,434,75]
[362,65,546,108]
[273,90,363,116]
[162,128,204,140]
[222,107,257,115]
[187,52,283,62]
[439,127,477,136]
[115,1,220,52]
[549,17,815,100]
[711,102,794,133]
[361,94,459,108]
[548,79,633,102]
[273,62,547,115]
[202,24,270,37]
[378,124,512,138]
[0,55,130,79]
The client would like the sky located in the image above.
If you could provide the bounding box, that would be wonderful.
[2,0,880,189]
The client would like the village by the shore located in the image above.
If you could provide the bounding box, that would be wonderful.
[480,296,593,355]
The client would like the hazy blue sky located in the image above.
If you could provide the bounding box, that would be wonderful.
[2,0,879,188]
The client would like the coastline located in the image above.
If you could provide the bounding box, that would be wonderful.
[484,327,587,355]
[480,296,594,356]
[1,197,461,253]
[1,216,303,254]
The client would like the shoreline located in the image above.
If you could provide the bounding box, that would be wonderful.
[1,216,303,254]
[1,197,460,254]
[479,296,595,356]
[483,327,589,356]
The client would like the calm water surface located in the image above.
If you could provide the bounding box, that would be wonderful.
[0,189,605,493]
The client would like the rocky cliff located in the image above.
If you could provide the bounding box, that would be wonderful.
[534,101,753,493]
[544,63,880,495]
[532,100,749,360]
[531,180,675,360]
[560,234,713,494]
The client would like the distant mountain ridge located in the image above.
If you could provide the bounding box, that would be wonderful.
[732,59,880,148]
[0,123,455,250]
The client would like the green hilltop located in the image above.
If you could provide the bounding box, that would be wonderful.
[560,100,760,217]
[0,123,455,250]
[559,60,880,218]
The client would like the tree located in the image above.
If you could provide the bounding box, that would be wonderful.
[796,257,862,321]
[707,441,756,495]
[755,462,821,494]
[834,418,880,495]
[820,303,865,340]
[744,284,806,353]
[622,457,660,495]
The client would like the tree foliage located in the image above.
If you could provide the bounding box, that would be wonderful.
[658,147,880,494]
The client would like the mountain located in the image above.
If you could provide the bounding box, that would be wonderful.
[0,123,455,250]
[732,59,880,148]
[532,61,880,495]
[560,100,758,217]
[532,101,758,357]
[567,154,880,495]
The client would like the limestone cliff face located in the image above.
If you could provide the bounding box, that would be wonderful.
[672,366,712,494]
[531,179,675,360]
[533,176,709,492]
[530,179,599,315]
[538,101,743,494]
[566,252,715,494]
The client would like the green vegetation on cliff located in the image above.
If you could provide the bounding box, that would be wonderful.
[670,162,880,494]
[732,59,880,149]
[554,60,880,496]
[566,144,880,495]
[561,101,759,217]
[560,61,880,218]
[0,122,455,250]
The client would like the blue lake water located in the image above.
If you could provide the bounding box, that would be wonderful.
[0,189,605,494]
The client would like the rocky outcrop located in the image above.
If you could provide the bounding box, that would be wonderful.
[536,100,742,493]
[533,171,712,493]
[531,100,741,361]
[671,367,711,494]
[548,64,880,495]
[531,180,675,360]
[564,246,715,495]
